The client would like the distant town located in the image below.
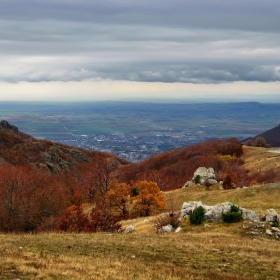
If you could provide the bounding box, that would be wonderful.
[50,130,208,162]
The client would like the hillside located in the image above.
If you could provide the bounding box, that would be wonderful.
[249,124,280,147]
[117,138,247,190]
[242,145,280,174]
[0,120,128,172]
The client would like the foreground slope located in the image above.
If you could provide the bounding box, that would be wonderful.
[1,228,280,280]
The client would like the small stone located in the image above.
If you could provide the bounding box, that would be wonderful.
[204,224,210,227]
[158,224,174,234]
[175,227,182,233]
[251,231,259,235]
[125,225,135,233]
[271,227,280,232]
[266,229,273,235]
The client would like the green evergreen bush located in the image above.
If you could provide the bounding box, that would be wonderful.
[222,205,242,223]
[194,175,201,184]
[131,187,139,197]
[190,206,205,225]
[271,221,279,228]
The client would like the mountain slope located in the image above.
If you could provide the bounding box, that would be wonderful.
[250,124,280,147]
[0,120,128,172]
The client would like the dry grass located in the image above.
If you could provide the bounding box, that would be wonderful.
[1,227,280,280]
[242,146,280,174]
[164,183,280,215]
[160,145,280,215]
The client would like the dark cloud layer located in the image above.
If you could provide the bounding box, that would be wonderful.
[0,0,279,84]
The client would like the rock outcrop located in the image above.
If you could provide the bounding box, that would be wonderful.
[180,201,260,222]
[184,167,218,187]
[0,120,19,133]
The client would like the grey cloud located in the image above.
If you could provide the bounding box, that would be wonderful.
[1,0,280,32]
[0,0,279,84]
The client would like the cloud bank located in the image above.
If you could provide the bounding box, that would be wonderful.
[0,0,279,100]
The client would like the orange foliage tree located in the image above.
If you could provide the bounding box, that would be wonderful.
[107,182,131,219]
[133,181,165,217]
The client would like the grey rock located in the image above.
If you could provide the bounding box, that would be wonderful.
[250,231,259,235]
[184,181,193,187]
[266,229,273,235]
[207,179,218,185]
[158,224,174,234]
[175,227,182,233]
[265,209,280,223]
[192,167,216,186]
[240,208,260,222]
[204,202,232,222]
[181,201,259,223]
[125,225,135,233]
[180,201,203,218]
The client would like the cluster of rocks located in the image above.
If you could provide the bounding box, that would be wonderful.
[125,201,280,236]
[243,221,280,239]
[180,201,259,222]
[184,167,219,187]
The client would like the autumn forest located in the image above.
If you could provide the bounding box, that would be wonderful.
[0,120,278,233]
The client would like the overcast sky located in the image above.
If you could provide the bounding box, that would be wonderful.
[0,0,280,102]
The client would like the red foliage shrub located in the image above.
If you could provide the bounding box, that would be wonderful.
[223,167,237,189]
[88,198,122,232]
[0,164,65,232]
[59,205,89,232]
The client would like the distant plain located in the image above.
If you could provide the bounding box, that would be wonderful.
[0,101,279,141]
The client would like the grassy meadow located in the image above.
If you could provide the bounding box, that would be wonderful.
[1,227,280,280]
